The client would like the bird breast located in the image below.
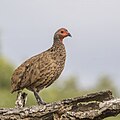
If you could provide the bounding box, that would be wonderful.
[33,44,66,91]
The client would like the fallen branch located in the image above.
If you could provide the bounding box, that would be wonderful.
[0,90,120,120]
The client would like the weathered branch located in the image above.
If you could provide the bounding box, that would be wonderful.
[0,90,120,120]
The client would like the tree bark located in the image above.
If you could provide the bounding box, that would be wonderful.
[0,90,120,120]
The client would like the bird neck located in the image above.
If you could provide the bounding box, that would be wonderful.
[53,35,63,45]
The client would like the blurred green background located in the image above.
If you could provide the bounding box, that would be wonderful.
[0,56,120,120]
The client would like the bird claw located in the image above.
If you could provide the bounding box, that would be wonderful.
[37,100,46,105]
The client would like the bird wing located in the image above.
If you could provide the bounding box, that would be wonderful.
[11,50,57,92]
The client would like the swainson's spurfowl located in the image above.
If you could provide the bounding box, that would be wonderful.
[11,28,72,105]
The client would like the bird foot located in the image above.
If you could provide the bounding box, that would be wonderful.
[37,100,46,105]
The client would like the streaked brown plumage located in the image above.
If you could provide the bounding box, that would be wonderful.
[11,28,71,105]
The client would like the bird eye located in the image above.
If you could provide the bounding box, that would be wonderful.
[61,31,64,33]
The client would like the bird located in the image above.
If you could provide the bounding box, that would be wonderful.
[11,28,72,105]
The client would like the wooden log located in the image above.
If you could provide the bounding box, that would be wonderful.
[0,90,120,120]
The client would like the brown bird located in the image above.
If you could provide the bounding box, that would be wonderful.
[11,28,72,105]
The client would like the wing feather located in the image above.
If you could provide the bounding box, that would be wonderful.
[11,50,56,92]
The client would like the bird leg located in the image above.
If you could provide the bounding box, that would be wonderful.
[15,91,27,108]
[33,90,46,105]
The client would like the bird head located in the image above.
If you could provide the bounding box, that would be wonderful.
[54,28,72,43]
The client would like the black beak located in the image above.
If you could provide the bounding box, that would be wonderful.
[68,33,72,37]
